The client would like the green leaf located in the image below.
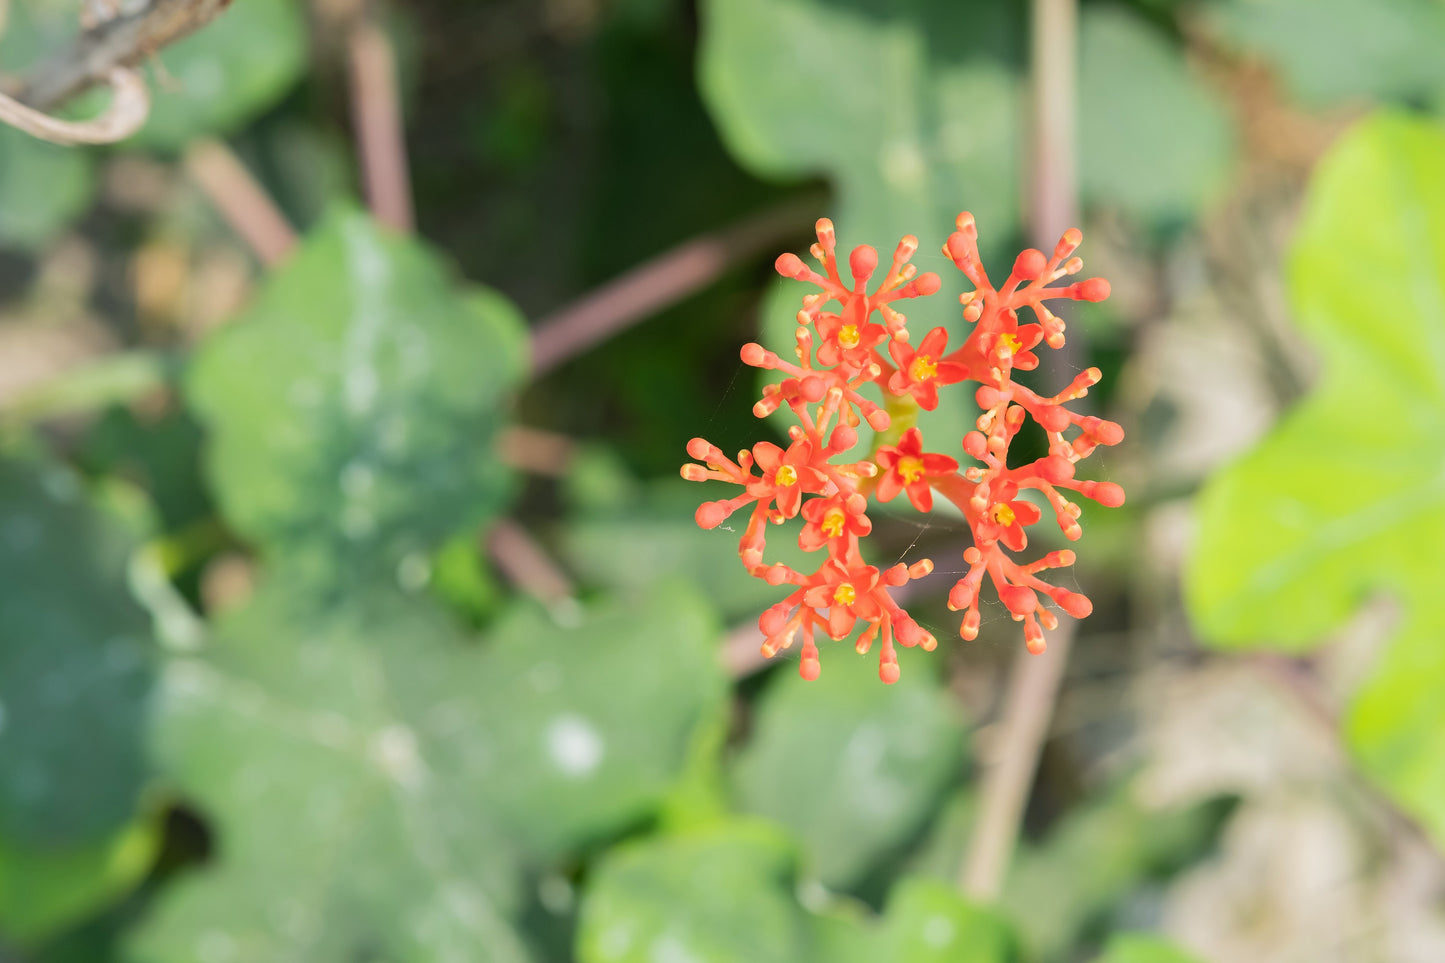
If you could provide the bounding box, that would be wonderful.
[0,455,154,848]
[130,585,534,963]
[187,208,527,579]
[465,581,730,860]
[575,822,821,963]
[0,819,159,947]
[0,125,94,250]
[731,652,966,890]
[129,581,727,961]
[1090,933,1205,963]
[1000,779,1229,961]
[1183,113,1445,841]
[132,0,309,150]
[1079,6,1233,225]
[877,878,1019,963]
[699,0,1022,256]
[1204,0,1445,108]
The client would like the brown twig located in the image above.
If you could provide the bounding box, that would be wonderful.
[14,0,234,111]
[959,0,1082,903]
[183,139,298,267]
[346,19,414,233]
[484,519,575,605]
[529,197,819,376]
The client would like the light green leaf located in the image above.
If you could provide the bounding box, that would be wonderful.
[0,456,154,848]
[575,822,820,963]
[878,878,1019,963]
[1204,0,1445,108]
[187,208,526,578]
[133,0,309,150]
[1079,6,1233,225]
[731,652,965,890]
[0,819,159,947]
[1184,113,1445,841]
[0,125,93,250]
[1090,933,1206,963]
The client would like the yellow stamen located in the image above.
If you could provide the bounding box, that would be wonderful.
[833,583,856,606]
[910,355,937,381]
[776,465,798,487]
[898,456,925,484]
[998,333,1022,355]
[838,324,860,349]
[822,509,846,538]
[993,503,1016,526]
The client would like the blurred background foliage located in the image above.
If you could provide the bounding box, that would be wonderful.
[2,0,1445,961]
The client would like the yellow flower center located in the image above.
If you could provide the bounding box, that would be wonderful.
[910,355,937,381]
[898,456,925,484]
[998,333,1022,356]
[833,583,856,606]
[822,509,847,538]
[993,502,1016,526]
[776,465,798,487]
[838,324,861,349]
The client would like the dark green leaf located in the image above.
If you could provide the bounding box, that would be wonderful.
[187,208,527,579]
[731,653,966,890]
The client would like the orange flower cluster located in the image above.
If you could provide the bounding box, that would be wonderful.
[681,213,1124,682]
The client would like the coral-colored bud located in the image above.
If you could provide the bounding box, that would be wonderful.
[866,408,891,431]
[913,272,941,296]
[895,235,919,261]
[761,606,792,638]
[1055,228,1082,259]
[775,252,807,278]
[1067,278,1111,302]
[1035,405,1072,432]
[960,609,980,640]
[1036,454,1075,484]
[1079,480,1126,507]
[1025,625,1046,655]
[948,580,975,611]
[761,564,791,585]
[740,343,772,367]
[686,437,713,460]
[963,431,988,459]
[879,659,900,684]
[1055,591,1093,618]
[830,425,857,452]
[956,211,976,233]
[998,584,1038,616]
[815,218,835,246]
[895,617,923,646]
[680,465,708,482]
[800,376,827,402]
[976,386,1002,408]
[800,656,821,681]
[946,232,971,262]
[1013,248,1047,280]
[908,558,933,579]
[695,501,730,529]
[849,245,878,281]
[1091,419,1125,446]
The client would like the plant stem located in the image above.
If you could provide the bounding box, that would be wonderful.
[958,0,1081,903]
[347,18,414,233]
[529,197,818,376]
[184,139,298,266]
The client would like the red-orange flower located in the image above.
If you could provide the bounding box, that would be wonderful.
[887,327,968,409]
[799,492,871,551]
[747,439,823,518]
[875,427,959,512]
